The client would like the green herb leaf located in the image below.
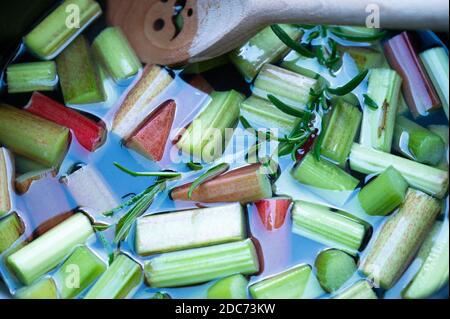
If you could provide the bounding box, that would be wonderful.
[313,127,327,161]
[186,162,203,171]
[114,162,181,178]
[363,94,379,110]
[188,163,230,199]
[271,25,315,58]
[93,224,111,232]
[267,94,310,118]
[240,116,254,131]
[96,230,115,265]
[114,182,166,243]
[330,29,387,42]
[327,70,369,96]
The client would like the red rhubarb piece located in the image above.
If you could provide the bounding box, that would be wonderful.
[25,92,105,152]
[126,100,177,162]
[384,32,441,117]
[255,198,292,231]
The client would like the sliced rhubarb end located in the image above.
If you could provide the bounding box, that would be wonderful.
[126,100,177,162]
[186,75,214,94]
[26,92,105,152]
[255,198,292,231]
[15,168,57,195]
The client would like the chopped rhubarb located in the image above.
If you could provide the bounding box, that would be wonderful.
[384,32,441,117]
[255,198,292,231]
[186,75,214,94]
[25,92,105,152]
[126,100,176,162]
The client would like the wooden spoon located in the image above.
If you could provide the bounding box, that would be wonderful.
[106,0,449,66]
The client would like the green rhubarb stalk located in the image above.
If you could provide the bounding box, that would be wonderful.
[84,254,142,299]
[420,47,449,119]
[393,116,445,166]
[135,203,246,256]
[23,0,102,60]
[56,35,105,105]
[315,249,357,293]
[92,27,142,84]
[360,68,402,152]
[357,166,409,216]
[15,277,58,299]
[15,168,56,195]
[183,55,229,74]
[402,221,449,299]
[333,280,378,299]
[177,90,244,162]
[281,51,324,80]
[7,62,58,93]
[240,95,300,137]
[338,45,387,71]
[207,274,249,299]
[229,25,303,81]
[0,213,24,254]
[53,246,106,299]
[249,264,324,299]
[349,143,449,199]
[292,201,366,255]
[0,104,70,169]
[14,155,48,175]
[428,125,449,170]
[7,213,94,285]
[330,26,386,42]
[360,189,441,289]
[320,99,362,167]
[253,64,318,111]
[144,239,259,288]
[0,148,12,217]
[292,153,359,191]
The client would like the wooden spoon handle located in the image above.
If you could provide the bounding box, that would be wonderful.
[253,0,449,31]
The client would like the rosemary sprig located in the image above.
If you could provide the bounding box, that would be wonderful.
[114,162,181,178]
[327,70,369,96]
[240,115,255,131]
[271,25,315,58]
[267,94,311,118]
[363,94,379,110]
[187,163,230,199]
[95,229,115,265]
[114,182,166,244]
[186,162,203,171]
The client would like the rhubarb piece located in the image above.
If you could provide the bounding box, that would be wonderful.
[281,51,325,79]
[25,92,105,152]
[0,148,13,217]
[358,166,409,216]
[144,239,259,288]
[360,189,441,289]
[254,198,291,231]
[61,165,119,214]
[420,47,449,119]
[170,164,273,204]
[125,100,176,162]
[315,249,357,293]
[360,68,402,152]
[56,35,105,105]
[7,213,94,285]
[393,116,445,166]
[338,46,387,71]
[229,25,302,81]
[0,213,24,254]
[15,168,56,195]
[428,125,449,170]
[402,221,449,299]
[112,65,173,139]
[207,274,249,299]
[84,254,142,299]
[292,201,366,255]
[253,64,318,111]
[349,143,449,199]
[331,26,386,42]
[92,27,142,84]
[15,277,58,299]
[186,75,214,94]
[23,0,102,60]
[135,203,246,256]
[0,104,70,169]
[14,155,47,175]
[183,55,229,75]
[291,153,359,206]
[240,95,299,137]
[177,90,244,162]
[53,246,106,299]
[384,32,441,117]
[7,61,58,93]
[333,280,378,299]
[249,264,323,299]
[320,100,362,167]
